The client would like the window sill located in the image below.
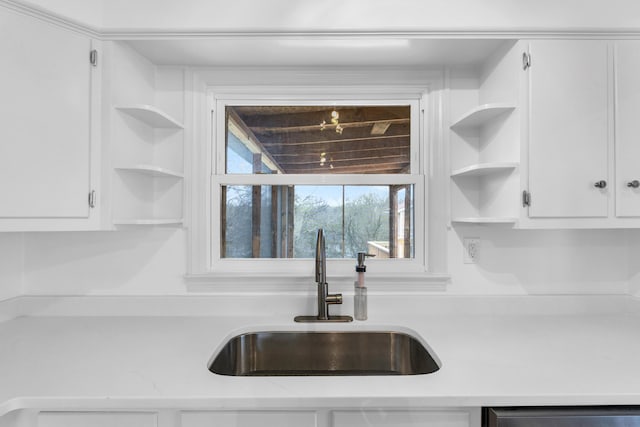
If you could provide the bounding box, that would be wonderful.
[184,272,450,294]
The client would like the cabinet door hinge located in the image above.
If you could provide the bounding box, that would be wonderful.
[522,52,531,70]
[90,49,98,67]
[88,190,96,208]
[522,190,531,207]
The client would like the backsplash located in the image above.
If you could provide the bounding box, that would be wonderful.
[0,233,23,300]
[0,227,632,297]
[447,226,632,295]
[627,232,640,297]
[22,229,186,296]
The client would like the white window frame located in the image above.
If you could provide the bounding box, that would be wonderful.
[186,74,450,292]
[213,97,422,275]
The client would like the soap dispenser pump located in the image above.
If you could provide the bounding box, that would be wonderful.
[354,252,374,320]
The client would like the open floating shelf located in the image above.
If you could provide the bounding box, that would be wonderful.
[449,44,523,228]
[450,103,515,130]
[451,162,519,178]
[115,165,183,178]
[116,104,184,129]
[109,55,186,230]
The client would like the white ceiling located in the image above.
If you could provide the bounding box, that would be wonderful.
[127,38,507,67]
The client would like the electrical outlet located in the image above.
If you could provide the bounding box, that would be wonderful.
[463,238,480,264]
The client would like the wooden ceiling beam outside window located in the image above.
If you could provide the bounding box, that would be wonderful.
[227,105,411,175]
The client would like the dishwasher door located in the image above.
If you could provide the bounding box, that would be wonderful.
[484,407,640,427]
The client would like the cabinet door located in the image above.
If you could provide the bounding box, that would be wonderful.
[526,40,610,218]
[615,41,640,217]
[332,410,470,427]
[181,411,317,427]
[0,7,96,223]
[38,412,157,427]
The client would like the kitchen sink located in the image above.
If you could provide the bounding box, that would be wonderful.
[209,330,440,376]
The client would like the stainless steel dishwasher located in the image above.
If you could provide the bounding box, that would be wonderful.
[484,407,640,426]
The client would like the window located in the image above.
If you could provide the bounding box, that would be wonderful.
[222,184,414,260]
[222,104,415,260]
[209,98,426,279]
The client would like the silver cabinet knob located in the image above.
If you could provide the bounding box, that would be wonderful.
[594,180,607,189]
[628,180,640,188]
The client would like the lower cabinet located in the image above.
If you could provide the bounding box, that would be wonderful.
[181,409,477,427]
[181,411,317,427]
[332,410,473,427]
[0,408,478,427]
[38,412,157,427]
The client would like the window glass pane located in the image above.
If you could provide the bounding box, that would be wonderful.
[226,105,411,174]
[293,186,343,258]
[222,185,252,257]
[344,186,390,258]
[221,185,414,259]
[226,132,253,174]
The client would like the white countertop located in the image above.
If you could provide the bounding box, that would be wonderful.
[1,295,640,415]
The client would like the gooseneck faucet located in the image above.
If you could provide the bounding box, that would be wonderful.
[294,229,353,322]
[315,229,342,320]
[315,228,327,285]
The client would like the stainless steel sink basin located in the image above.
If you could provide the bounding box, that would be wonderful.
[209,331,440,376]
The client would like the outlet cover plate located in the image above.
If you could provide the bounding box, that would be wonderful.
[463,238,480,264]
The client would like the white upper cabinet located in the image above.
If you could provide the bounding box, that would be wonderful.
[615,41,640,218]
[0,6,100,231]
[525,40,611,220]
[451,39,640,228]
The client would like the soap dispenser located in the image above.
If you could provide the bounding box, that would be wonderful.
[354,252,374,320]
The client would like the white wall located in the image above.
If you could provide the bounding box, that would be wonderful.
[7,0,640,298]
[626,230,640,296]
[22,229,186,296]
[448,227,631,295]
[0,234,24,301]
[19,227,633,296]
